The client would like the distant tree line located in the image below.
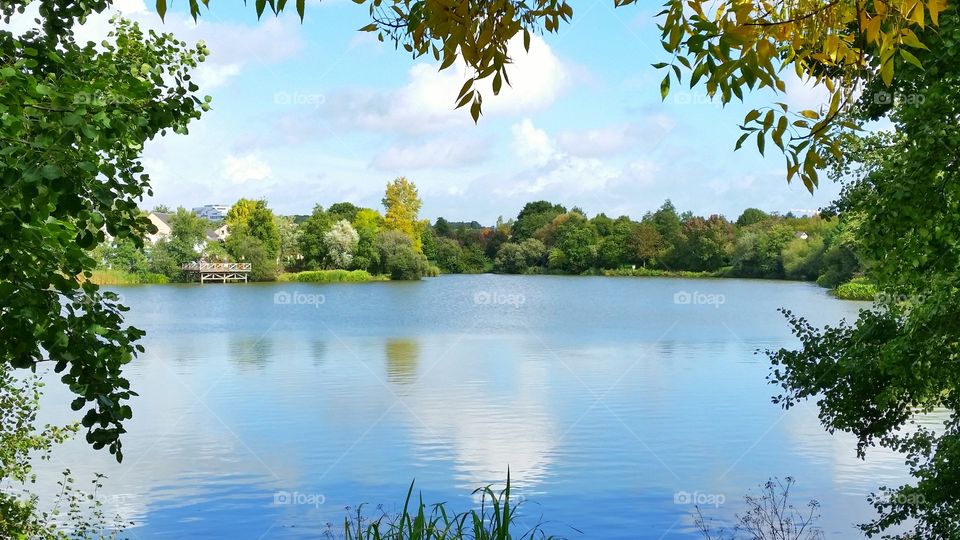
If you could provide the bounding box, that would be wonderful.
[93,179,864,287]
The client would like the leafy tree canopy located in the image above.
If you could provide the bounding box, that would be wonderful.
[1,13,207,459]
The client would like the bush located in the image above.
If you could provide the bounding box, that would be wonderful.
[834,279,877,300]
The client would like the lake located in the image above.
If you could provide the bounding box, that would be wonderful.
[35,274,914,538]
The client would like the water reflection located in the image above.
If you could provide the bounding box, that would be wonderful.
[385,338,420,384]
[29,276,914,539]
[229,336,274,369]
[310,340,327,365]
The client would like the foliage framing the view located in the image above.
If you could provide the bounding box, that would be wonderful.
[768,8,960,538]
[0,3,208,459]
[162,0,945,191]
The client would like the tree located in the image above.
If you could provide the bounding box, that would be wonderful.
[328,202,360,223]
[297,205,333,269]
[432,238,465,273]
[434,217,452,237]
[672,215,736,272]
[245,205,281,257]
[781,236,826,281]
[513,200,566,240]
[596,218,635,269]
[352,208,385,272]
[374,230,428,280]
[493,243,525,274]
[225,231,279,281]
[731,223,795,278]
[275,215,301,270]
[99,238,150,276]
[646,200,683,266]
[736,208,769,227]
[382,177,424,251]
[549,212,598,274]
[494,238,545,274]
[225,198,261,229]
[142,208,209,279]
[226,199,280,258]
[322,220,359,269]
[0,12,208,459]
[768,12,960,538]
[628,221,662,267]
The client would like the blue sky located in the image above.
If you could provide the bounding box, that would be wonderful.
[11,0,843,223]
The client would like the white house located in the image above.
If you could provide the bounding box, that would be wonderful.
[206,223,230,242]
[145,212,173,244]
[794,231,809,240]
[192,204,229,222]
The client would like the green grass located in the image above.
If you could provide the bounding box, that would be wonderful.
[834,278,878,300]
[600,267,718,279]
[88,269,169,285]
[278,270,389,283]
[341,473,560,540]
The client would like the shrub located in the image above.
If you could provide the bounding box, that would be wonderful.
[834,279,877,300]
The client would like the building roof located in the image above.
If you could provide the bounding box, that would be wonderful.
[150,212,174,227]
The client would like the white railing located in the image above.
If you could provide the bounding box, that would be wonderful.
[181,262,252,272]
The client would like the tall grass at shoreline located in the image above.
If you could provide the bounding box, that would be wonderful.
[600,267,719,279]
[87,269,168,285]
[340,474,560,540]
[278,270,389,283]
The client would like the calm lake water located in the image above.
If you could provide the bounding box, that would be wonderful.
[35,275,915,538]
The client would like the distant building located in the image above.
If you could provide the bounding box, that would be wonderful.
[794,231,809,240]
[206,223,230,243]
[145,212,173,244]
[192,204,229,222]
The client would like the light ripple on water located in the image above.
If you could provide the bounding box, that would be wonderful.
[27,275,932,539]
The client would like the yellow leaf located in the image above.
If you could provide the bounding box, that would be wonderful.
[910,0,925,27]
[928,0,947,25]
[880,56,894,85]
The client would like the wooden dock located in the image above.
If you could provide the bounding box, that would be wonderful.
[181,262,252,283]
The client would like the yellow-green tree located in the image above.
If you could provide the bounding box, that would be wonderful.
[225,198,261,229]
[382,177,424,252]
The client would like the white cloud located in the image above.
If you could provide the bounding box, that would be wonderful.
[555,114,676,158]
[60,9,305,91]
[193,63,242,90]
[222,154,272,183]
[511,119,556,166]
[322,34,569,135]
[371,137,488,171]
